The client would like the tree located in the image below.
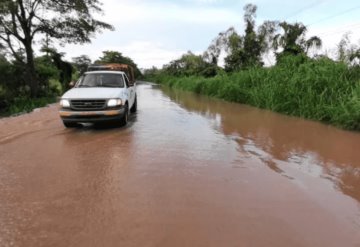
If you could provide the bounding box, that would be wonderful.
[95,51,142,78]
[143,66,160,79]
[34,55,61,95]
[0,0,113,97]
[273,22,322,62]
[163,51,218,77]
[223,31,244,71]
[204,4,278,72]
[72,55,92,74]
[203,27,237,66]
[241,4,263,67]
[337,34,360,65]
[49,50,73,90]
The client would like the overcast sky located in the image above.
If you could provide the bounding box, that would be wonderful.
[59,0,360,68]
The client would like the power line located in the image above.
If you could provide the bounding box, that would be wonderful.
[307,5,360,26]
[315,22,360,37]
[284,0,324,21]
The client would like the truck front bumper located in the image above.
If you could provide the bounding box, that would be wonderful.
[59,108,125,123]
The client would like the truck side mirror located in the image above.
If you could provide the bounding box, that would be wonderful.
[69,81,76,88]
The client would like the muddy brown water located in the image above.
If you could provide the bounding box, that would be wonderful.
[0,83,359,247]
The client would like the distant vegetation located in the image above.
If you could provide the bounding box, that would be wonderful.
[145,4,360,131]
[0,0,142,115]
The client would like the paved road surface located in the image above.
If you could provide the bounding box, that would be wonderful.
[1,83,360,247]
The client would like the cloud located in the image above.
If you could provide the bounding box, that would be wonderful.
[101,0,242,25]
[56,0,360,69]
[59,0,243,68]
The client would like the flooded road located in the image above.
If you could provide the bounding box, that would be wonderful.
[0,83,360,247]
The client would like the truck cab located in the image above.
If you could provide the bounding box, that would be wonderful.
[59,64,137,128]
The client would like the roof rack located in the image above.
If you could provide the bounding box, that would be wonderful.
[88,64,128,71]
[87,63,135,83]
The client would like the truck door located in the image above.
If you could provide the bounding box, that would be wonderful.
[124,74,135,106]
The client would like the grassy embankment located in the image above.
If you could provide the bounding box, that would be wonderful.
[148,58,360,131]
[4,97,57,116]
[0,79,61,117]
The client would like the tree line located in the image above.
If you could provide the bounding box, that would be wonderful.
[145,4,360,78]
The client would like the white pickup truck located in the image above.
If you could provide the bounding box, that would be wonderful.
[59,64,137,128]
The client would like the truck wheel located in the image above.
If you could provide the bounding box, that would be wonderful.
[130,95,137,113]
[63,121,79,128]
[119,104,129,126]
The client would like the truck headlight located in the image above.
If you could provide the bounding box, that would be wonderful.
[107,99,122,107]
[60,99,70,108]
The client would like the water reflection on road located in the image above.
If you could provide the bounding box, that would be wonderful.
[162,87,360,203]
[0,83,359,247]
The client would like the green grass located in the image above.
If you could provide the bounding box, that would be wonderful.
[0,79,62,117]
[6,96,57,116]
[148,58,360,131]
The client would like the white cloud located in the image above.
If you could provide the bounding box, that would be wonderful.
[101,0,242,25]
[59,0,242,68]
[55,0,360,69]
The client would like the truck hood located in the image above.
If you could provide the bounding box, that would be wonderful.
[61,88,123,99]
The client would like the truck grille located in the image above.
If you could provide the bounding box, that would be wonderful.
[71,100,106,111]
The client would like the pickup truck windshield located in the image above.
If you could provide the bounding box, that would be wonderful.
[77,73,125,88]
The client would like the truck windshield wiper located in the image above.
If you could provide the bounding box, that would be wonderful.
[100,85,122,88]
[77,85,93,88]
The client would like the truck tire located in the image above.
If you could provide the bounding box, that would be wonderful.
[63,121,79,128]
[130,95,137,113]
[119,104,129,126]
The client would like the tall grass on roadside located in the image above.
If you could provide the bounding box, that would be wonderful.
[148,57,360,131]
[7,97,57,116]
